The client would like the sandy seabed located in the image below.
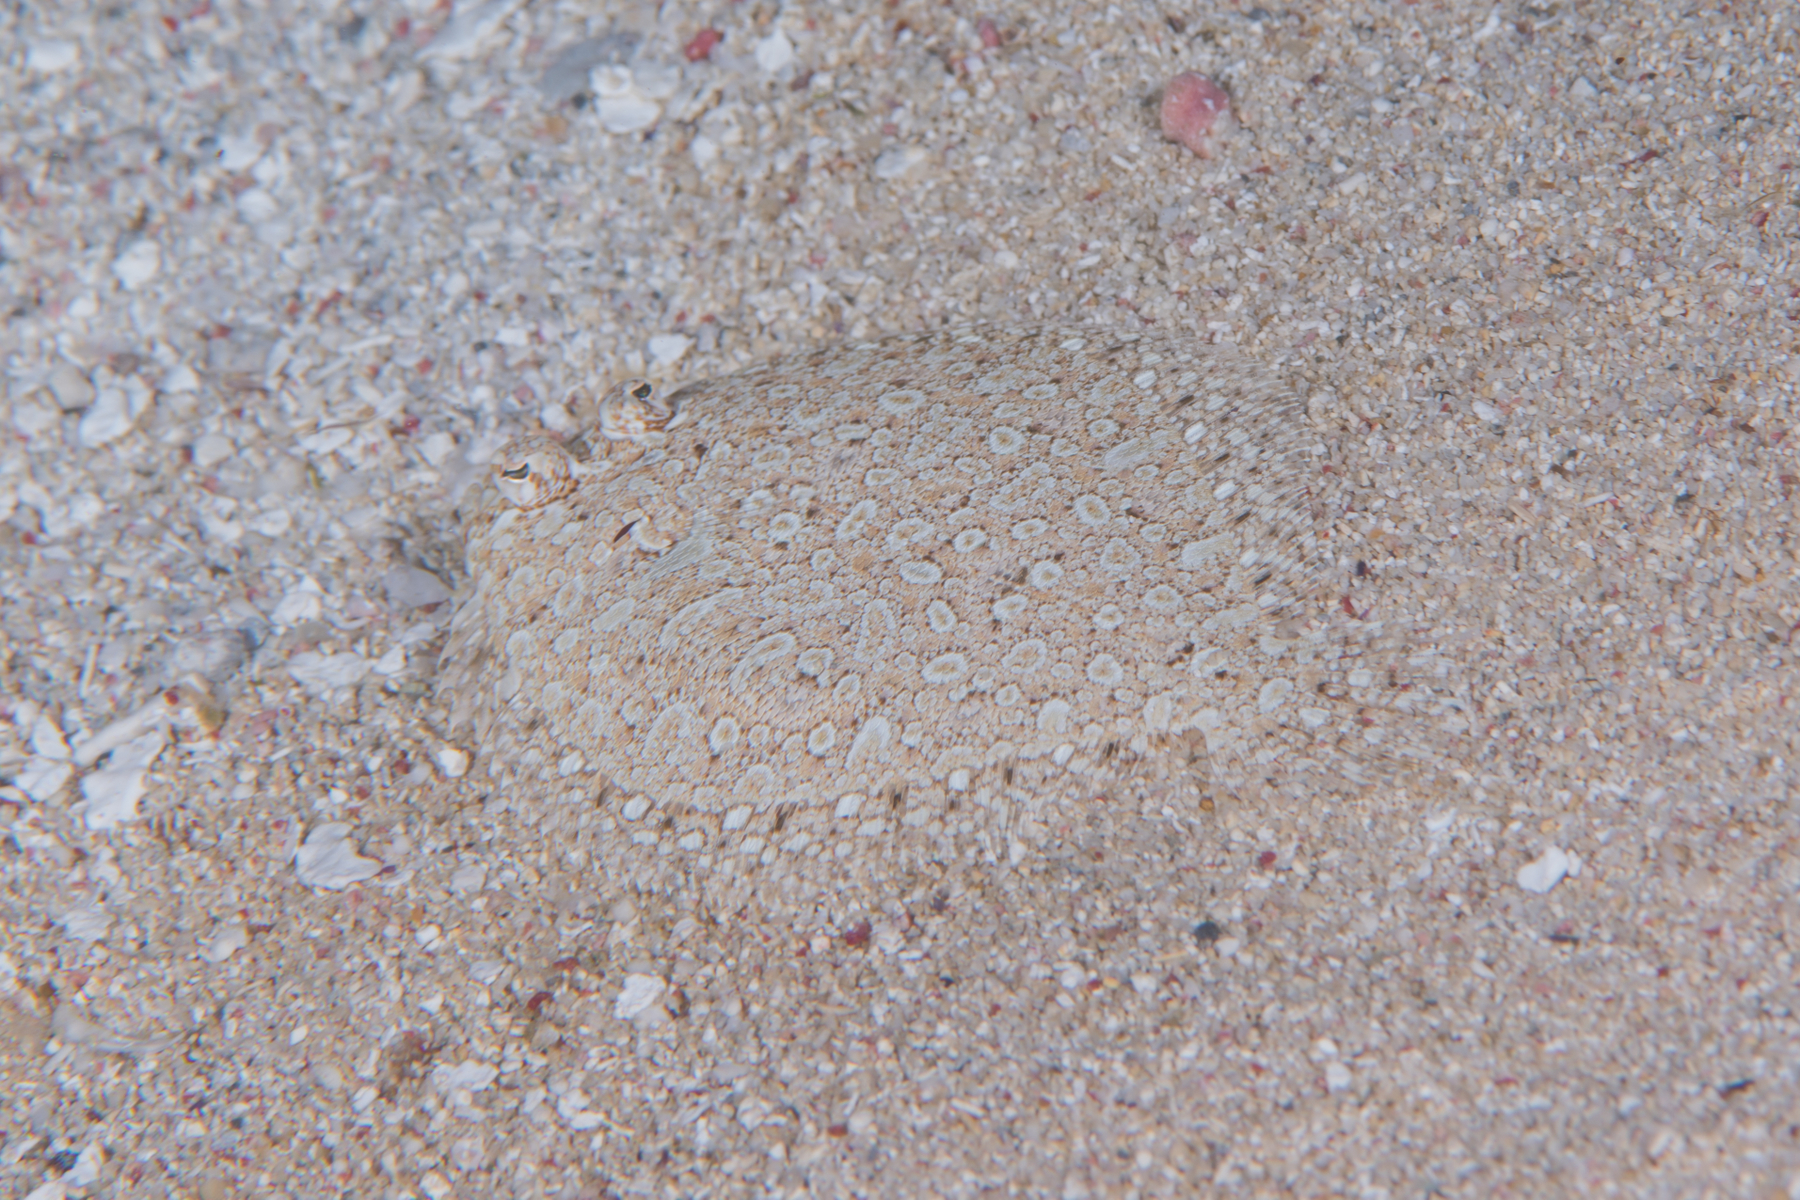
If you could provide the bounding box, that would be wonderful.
[3,1,1799,1197]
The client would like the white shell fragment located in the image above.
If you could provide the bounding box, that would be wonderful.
[432,1060,499,1093]
[288,651,371,697]
[79,730,166,830]
[294,823,383,889]
[592,65,664,135]
[16,758,73,803]
[29,715,71,759]
[418,0,521,62]
[71,705,168,770]
[873,145,930,180]
[444,327,1458,852]
[50,1003,170,1056]
[383,565,452,608]
[58,905,112,943]
[77,374,154,447]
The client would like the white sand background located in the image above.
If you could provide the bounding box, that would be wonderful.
[3,0,1799,1196]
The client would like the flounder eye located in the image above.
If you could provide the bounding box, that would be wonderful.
[632,382,653,400]
[501,464,531,480]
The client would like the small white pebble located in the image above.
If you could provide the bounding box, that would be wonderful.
[191,433,234,469]
[647,334,693,366]
[25,40,80,72]
[614,973,667,1020]
[111,240,161,290]
[1517,846,1571,894]
[434,1061,498,1092]
[272,587,324,626]
[47,363,94,410]
[435,747,470,779]
[297,426,353,456]
[755,29,795,73]
[419,430,458,467]
[77,379,148,447]
[216,133,264,172]
[236,187,280,224]
[200,923,249,963]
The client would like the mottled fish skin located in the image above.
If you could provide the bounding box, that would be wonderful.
[442,327,1465,850]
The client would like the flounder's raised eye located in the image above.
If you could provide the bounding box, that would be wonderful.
[599,377,680,444]
[493,445,577,509]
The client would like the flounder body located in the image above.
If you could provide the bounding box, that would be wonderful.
[442,327,1453,848]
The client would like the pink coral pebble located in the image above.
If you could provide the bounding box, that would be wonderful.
[684,28,722,62]
[1160,72,1234,158]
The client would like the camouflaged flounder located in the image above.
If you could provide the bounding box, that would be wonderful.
[441,327,1458,849]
